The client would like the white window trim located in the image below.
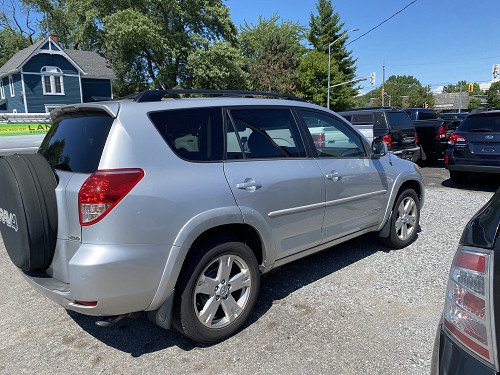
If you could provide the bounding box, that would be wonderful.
[0,81,4,99]
[9,76,15,97]
[41,66,65,96]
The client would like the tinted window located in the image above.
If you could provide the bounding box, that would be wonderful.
[299,110,366,158]
[386,112,414,130]
[39,113,113,173]
[350,113,374,124]
[458,115,500,132]
[418,111,437,120]
[149,108,224,162]
[228,108,306,159]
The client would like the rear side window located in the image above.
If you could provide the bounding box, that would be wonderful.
[39,113,113,173]
[350,113,374,124]
[149,108,224,162]
[386,112,414,130]
[458,115,500,132]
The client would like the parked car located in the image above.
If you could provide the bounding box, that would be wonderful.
[0,90,424,344]
[431,187,500,375]
[445,111,500,183]
[404,108,449,163]
[339,107,420,162]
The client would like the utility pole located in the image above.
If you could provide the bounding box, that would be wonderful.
[382,64,386,106]
[458,83,462,113]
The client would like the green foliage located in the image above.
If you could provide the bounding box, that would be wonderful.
[296,50,352,110]
[240,15,305,93]
[487,81,500,109]
[443,80,482,94]
[185,42,249,90]
[359,75,434,108]
[468,97,481,111]
[0,29,31,67]
[305,0,357,108]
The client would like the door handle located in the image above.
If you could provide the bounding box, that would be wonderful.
[236,178,262,192]
[325,171,341,181]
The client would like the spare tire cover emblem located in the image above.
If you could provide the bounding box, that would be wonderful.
[0,207,19,232]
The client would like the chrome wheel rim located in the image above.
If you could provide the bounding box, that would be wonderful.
[395,197,417,241]
[193,254,252,329]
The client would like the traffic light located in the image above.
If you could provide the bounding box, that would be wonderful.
[468,83,474,93]
[370,72,376,86]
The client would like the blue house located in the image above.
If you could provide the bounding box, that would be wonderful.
[0,35,116,113]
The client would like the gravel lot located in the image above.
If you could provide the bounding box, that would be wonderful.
[0,169,495,375]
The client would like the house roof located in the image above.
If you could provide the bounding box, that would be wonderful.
[0,39,45,75]
[65,49,116,79]
[0,37,116,80]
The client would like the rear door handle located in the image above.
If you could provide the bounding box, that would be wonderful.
[325,171,341,181]
[236,178,262,192]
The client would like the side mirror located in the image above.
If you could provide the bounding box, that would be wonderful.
[371,139,388,158]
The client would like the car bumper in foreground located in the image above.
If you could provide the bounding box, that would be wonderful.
[432,325,498,375]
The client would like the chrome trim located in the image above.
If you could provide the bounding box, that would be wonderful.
[326,190,387,207]
[268,202,325,218]
[392,147,420,154]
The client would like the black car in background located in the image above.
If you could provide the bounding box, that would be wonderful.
[339,107,420,162]
[431,188,500,375]
[445,111,500,183]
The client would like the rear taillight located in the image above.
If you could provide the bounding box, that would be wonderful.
[436,125,447,140]
[312,133,325,148]
[414,131,419,145]
[444,247,497,367]
[448,132,466,145]
[444,154,449,165]
[78,169,144,226]
[381,133,392,149]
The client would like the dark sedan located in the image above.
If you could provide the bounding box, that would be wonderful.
[445,111,500,183]
[431,188,500,374]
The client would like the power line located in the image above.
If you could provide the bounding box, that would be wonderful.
[346,1,417,46]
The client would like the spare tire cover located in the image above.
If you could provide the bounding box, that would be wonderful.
[0,154,58,271]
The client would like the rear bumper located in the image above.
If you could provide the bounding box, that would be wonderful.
[445,163,500,174]
[21,242,171,316]
[392,146,421,162]
[432,325,497,375]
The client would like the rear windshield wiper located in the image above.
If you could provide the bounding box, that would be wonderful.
[468,128,493,132]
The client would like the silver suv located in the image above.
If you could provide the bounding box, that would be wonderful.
[0,90,424,343]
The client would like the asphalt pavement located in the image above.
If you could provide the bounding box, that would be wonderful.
[0,166,496,375]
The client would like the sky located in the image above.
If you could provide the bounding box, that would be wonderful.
[225,0,500,93]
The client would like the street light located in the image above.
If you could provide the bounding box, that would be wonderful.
[327,28,359,109]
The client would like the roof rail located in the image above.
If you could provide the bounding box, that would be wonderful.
[132,89,306,103]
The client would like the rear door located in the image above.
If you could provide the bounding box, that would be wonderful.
[223,107,325,259]
[297,109,388,242]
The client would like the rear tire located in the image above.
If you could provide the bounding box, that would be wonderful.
[449,170,467,183]
[379,189,420,249]
[173,239,260,344]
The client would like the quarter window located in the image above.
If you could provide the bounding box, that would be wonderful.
[299,110,367,158]
[41,66,64,95]
[227,108,306,159]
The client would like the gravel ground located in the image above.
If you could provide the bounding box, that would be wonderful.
[0,186,494,375]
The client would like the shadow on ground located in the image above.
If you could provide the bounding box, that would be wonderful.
[441,173,500,193]
[68,233,405,357]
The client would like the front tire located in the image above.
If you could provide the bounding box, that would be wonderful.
[380,189,420,249]
[173,240,260,344]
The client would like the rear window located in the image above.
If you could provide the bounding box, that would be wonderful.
[458,115,500,132]
[39,113,113,173]
[149,107,224,162]
[386,112,414,130]
[350,113,373,124]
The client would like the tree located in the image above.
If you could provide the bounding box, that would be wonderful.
[359,75,434,108]
[240,15,305,94]
[24,0,238,94]
[185,41,249,90]
[443,80,482,94]
[296,50,351,110]
[487,81,500,109]
[307,0,357,109]
[468,97,481,111]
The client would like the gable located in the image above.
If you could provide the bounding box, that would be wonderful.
[23,54,79,75]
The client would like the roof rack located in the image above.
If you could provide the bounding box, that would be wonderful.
[132,89,306,103]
